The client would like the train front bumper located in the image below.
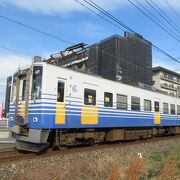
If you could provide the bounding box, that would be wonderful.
[10,126,50,152]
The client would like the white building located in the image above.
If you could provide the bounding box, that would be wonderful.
[153,66,180,98]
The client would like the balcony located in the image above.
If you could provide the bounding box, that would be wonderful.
[160,83,176,91]
[161,75,180,85]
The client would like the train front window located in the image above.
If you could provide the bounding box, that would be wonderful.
[31,66,43,99]
[57,81,64,102]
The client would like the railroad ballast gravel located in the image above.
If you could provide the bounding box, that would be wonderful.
[0,137,179,180]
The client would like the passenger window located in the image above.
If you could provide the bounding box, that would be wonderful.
[163,103,169,114]
[104,92,113,107]
[84,88,96,105]
[154,101,159,112]
[144,99,151,111]
[170,104,176,114]
[131,96,140,111]
[57,81,65,102]
[177,105,180,115]
[22,80,26,101]
[117,94,127,109]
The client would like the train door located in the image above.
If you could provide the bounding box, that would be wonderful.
[14,70,31,125]
[154,98,161,125]
[81,83,99,125]
[55,79,67,125]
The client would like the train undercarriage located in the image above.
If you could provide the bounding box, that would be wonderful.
[11,126,180,153]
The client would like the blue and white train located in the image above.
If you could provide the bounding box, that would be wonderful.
[8,60,180,152]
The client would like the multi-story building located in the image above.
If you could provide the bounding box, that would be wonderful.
[88,32,152,85]
[153,66,180,98]
[47,32,153,85]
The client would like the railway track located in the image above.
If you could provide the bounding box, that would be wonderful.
[0,135,179,165]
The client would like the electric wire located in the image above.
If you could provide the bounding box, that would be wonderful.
[134,0,180,39]
[149,0,180,34]
[128,0,180,44]
[162,0,180,18]
[75,0,180,64]
[0,15,73,45]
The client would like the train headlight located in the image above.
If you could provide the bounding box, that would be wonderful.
[33,117,38,123]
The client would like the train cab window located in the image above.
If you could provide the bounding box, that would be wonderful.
[131,96,140,111]
[163,103,169,114]
[117,94,127,109]
[144,99,151,111]
[22,80,26,101]
[84,88,96,105]
[170,104,176,114]
[31,66,43,99]
[154,101,159,112]
[177,105,180,115]
[104,92,113,107]
[57,81,65,102]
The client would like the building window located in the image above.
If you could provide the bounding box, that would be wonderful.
[131,96,140,111]
[144,99,151,111]
[177,105,180,115]
[170,104,176,114]
[57,81,65,102]
[163,103,169,114]
[154,101,159,112]
[84,88,96,105]
[104,92,113,107]
[117,94,127,109]
[22,80,26,101]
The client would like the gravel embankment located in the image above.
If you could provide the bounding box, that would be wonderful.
[0,138,180,180]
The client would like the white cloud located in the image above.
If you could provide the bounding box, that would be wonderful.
[0,54,31,104]
[153,58,177,71]
[1,0,180,15]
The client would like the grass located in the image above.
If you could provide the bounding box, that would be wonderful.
[147,145,180,179]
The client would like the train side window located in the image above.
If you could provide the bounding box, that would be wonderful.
[163,103,169,114]
[84,88,96,105]
[22,80,26,101]
[57,81,64,102]
[104,92,113,107]
[117,94,127,109]
[131,96,140,111]
[144,99,151,111]
[154,101,159,112]
[177,105,180,115]
[170,104,176,114]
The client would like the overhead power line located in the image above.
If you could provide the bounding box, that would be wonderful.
[128,0,180,44]
[134,0,180,39]
[75,0,180,65]
[0,45,34,57]
[0,15,73,45]
[163,0,180,18]
[148,0,180,34]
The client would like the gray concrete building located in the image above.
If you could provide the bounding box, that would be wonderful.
[153,66,180,98]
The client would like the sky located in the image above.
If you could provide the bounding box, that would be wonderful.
[0,0,180,104]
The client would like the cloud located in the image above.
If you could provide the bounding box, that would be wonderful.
[0,54,31,104]
[1,0,180,15]
[153,58,177,71]
[0,0,129,15]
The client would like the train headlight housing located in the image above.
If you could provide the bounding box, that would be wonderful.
[33,117,38,123]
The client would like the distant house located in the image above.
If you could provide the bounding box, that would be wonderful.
[153,66,180,98]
